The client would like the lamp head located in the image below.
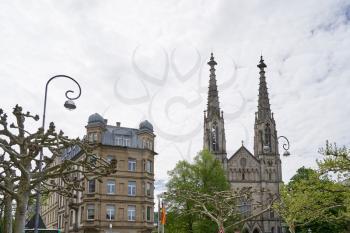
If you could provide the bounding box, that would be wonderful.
[283,150,291,157]
[64,100,76,110]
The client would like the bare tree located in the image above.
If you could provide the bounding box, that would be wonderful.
[166,187,276,233]
[0,105,116,233]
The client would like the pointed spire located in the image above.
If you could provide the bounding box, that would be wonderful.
[207,53,220,118]
[257,55,271,121]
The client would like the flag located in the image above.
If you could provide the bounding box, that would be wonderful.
[161,201,166,225]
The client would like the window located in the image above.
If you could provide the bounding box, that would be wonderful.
[115,137,123,146]
[239,201,251,217]
[128,205,136,221]
[107,180,116,194]
[88,179,96,193]
[128,159,136,172]
[106,155,114,163]
[106,205,116,220]
[146,182,151,196]
[70,210,74,226]
[128,181,136,196]
[264,123,271,151]
[211,125,218,151]
[146,206,152,221]
[88,132,97,142]
[80,206,84,223]
[58,215,61,228]
[87,204,95,220]
[145,160,153,173]
[123,138,130,147]
[89,155,97,166]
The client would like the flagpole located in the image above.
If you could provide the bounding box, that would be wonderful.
[162,201,165,233]
[158,195,160,233]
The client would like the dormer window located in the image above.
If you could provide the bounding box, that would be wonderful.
[88,132,98,142]
[115,137,123,146]
[115,136,131,147]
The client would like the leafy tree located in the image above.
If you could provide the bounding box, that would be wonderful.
[165,150,230,232]
[274,167,349,233]
[0,105,116,233]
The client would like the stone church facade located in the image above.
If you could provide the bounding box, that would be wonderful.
[203,54,283,233]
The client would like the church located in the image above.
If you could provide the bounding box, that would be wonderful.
[203,53,284,233]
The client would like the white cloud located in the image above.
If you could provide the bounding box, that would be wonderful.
[0,0,349,193]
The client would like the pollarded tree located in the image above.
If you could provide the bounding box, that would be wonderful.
[0,105,116,233]
[165,150,277,233]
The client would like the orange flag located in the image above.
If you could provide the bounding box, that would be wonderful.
[161,202,166,225]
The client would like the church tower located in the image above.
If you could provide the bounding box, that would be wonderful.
[203,53,227,168]
[254,55,282,181]
[254,56,279,157]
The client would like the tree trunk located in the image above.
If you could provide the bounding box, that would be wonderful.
[4,193,13,233]
[13,177,30,233]
[13,194,29,233]
[289,224,295,233]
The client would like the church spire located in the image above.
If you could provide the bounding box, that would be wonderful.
[203,53,227,168]
[207,53,221,119]
[257,56,271,121]
[254,56,278,156]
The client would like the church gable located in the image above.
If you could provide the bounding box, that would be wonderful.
[228,146,261,182]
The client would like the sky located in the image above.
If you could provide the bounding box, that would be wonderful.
[0,0,350,195]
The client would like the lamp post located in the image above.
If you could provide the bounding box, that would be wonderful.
[34,75,82,233]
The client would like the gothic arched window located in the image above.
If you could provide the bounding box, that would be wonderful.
[211,124,218,151]
[264,123,271,151]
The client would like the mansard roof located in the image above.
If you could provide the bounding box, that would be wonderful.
[228,145,259,163]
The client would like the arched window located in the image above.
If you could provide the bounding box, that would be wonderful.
[211,124,218,151]
[264,123,271,151]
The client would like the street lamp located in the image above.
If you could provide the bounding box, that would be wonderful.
[34,75,82,233]
[263,135,290,156]
[278,136,290,157]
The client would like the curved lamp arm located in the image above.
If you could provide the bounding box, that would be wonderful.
[42,75,81,128]
[277,135,290,156]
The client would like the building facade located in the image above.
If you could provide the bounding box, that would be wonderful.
[203,53,283,233]
[41,114,156,233]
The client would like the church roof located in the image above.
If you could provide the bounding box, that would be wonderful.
[228,145,259,163]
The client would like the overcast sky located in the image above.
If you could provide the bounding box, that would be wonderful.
[1,0,350,194]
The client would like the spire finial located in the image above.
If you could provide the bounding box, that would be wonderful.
[257,55,267,70]
[208,52,217,67]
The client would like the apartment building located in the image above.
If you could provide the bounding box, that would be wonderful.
[41,113,156,233]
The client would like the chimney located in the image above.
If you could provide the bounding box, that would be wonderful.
[116,122,121,127]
